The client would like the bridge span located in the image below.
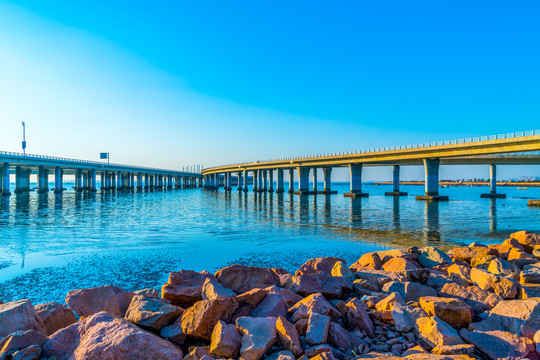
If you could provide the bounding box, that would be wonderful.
[201,130,540,200]
[0,151,202,195]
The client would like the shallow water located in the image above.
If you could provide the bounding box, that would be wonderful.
[0,182,539,304]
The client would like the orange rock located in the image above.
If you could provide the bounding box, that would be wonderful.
[510,230,540,252]
[210,320,241,358]
[276,316,302,356]
[295,257,346,276]
[415,316,464,347]
[382,257,419,272]
[419,297,472,329]
[508,248,534,261]
[452,246,498,264]
[161,270,215,307]
[375,292,404,312]
[492,277,519,299]
[181,298,238,340]
[349,252,382,271]
[470,268,499,291]
[447,264,472,283]
[215,265,281,294]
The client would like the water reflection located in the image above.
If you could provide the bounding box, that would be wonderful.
[392,197,401,231]
[423,201,441,243]
[350,199,362,227]
[489,199,497,232]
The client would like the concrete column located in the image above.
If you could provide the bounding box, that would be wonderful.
[38,166,48,193]
[130,173,135,189]
[75,169,83,192]
[276,169,284,193]
[344,164,368,198]
[104,171,110,190]
[288,169,294,193]
[241,170,247,192]
[481,164,505,198]
[90,169,97,191]
[312,168,318,192]
[167,175,173,189]
[15,166,31,193]
[54,167,63,194]
[213,173,217,189]
[237,172,243,191]
[110,172,116,190]
[117,171,122,189]
[416,158,448,201]
[82,171,89,190]
[321,167,337,194]
[1,163,10,196]
[100,172,105,190]
[269,170,274,192]
[253,171,258,192]
[262,170,268,192]
[225,173,231,191]
[385,165,407,196]
[137,173,143,189]
[295,167,310,194]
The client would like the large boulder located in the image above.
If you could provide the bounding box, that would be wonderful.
[264,286,303,307]
[0,330,46,358]
[343,298,374,338]
[487,299,540,335]
[331,261,356,281]
[236,317,277,360]
[492,277,519,299]
[453,246,497,264]
[520,266,540,285]
[296,257,346,276]
[181,298,238,340]
[215,265,281,294]
[349,252,382,271]
[306,313,330,346]
[460,329,532,360]
[0,300,46,338]
[42,312,183,360]
[65,285,134,318]
[382,257,419,272]
[34,302,77,336]
[419,297,472,329]
[327,321,366,351]
[510,231,540,252]
[210,320,241,358]
[124,295,183,331]
[415,317,464,348]
[487,258,519,279]
[375,292,404,312]
[382,281,437,302]
[419,246,453,268]
[469,268,499,291]
[276,316,302,356]
[161,270,215,307]
[233,289,268,320]
[250,294,287,318]
[290,273,352,299]
[202,278,236,300]
[289,293,340,323]
[438,283,500,315]
[446,264,472,283]
[160,318,186,345]
[391,302,428,332]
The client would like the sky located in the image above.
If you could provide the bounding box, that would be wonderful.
[0,1,539,181]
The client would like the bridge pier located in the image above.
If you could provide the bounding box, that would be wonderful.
[294,167,314,195]
[242,170,248,192]
[37,166,49,193]
[288,169,294,193]
[481,164,506,198]
[15,166,32,193]
[386,165,407,196]
[262,170,267,192]
[319,167,337,194]
[416,158,448,201]
[276,169,284,193]
[237,172,243,191]
[344,164,368,198]
[167,175,173,189]
[1,163,10,196]
[312,168,318,193]
[224,173,231,191]
[82,171,89,191]
[269,170,274,192]
[90,169,97,192]
[54,167,63,194]
[116,171,122,190]
[75,170,83,192]
[252,171,258,192]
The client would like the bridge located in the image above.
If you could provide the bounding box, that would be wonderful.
[201,130,540,200]
[0,151,202,195]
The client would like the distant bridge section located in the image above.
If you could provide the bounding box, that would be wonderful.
[0,151,202,195]
[201,130,540,200]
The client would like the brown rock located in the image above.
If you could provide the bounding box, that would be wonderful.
[508,248,534,261]
[216,265,281,293]
[520,266,540,285]
[382,257,419,272]
[415,316,464,348]
[391,302,428,332]
[327,321,366,351]
[124,295,184,331]
[250,294,287,318]
[210,320,241,358]
[276,316,302,356]
[202,278,236,300]
[382,281,437,302]
[9,344,42,360]
[296,257,346,276]
[236,316,277,360]
[265,286,303,307]
[65,285,134,318]
[42,311,183,360]
[0,300,46,338]
[233,289,268,321]
[487,258,519,279]
[184,347,211,360]
[306,313,330,345]
[355,268,399,287]
[0,330,46,356]
[34,302,76,336]
[487,299,540,334]
[294,317,308,336]
[453,246,497,264]
[160,318,186,345]
[134,288,160,298]
[289,293,341,323]
[419,297,472,329]
[419,247,453,268]
[290,273,352,299]
[161,270,215,307]
[469,268,499,291]
[520,284,540,299]
[349,252,382,271]
[303,344,333,358]
[431,344,474,355]
[492,277,519,299]
[438,283,500,315]
[375,292,404,312]
[309,351,336,360]
[510,230,540,252]
[446,264,472,283]
[181,298,239,340]
[343,298,374,338]
[460,329,532,360]
[331,261,356,281]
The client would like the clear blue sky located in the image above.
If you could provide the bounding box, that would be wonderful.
[0,1,539,180]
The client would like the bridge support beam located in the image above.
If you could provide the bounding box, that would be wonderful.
[312,168,318,192]
[344,164,368,198]
[75,170,83,192]
[116,171,123,190]
[294,167,314,195]
[319,167,337,194]
[288,169,294,193]
[243,170,249,192]
[137,173,143,189]
[15,166,32,194]
[237,172,243,191]
[386,165,407,196]
[416,158,448,201]
[110,172,116,190]
[1,163,10,196]
[481,164,506,198]
[262,170,268,192]
[90,169,97,192]
[268,170,274,192]
[252,170,258,192]
[276,169,284,193]
[38,166,49,193]
[224,173,231,191]
[54,167,63,194]
[167,175,173,189]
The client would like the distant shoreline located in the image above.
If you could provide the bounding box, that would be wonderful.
[373,180,540,187]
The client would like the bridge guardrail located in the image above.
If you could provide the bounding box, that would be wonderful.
[0,151,201,175]
[202,129,540,171]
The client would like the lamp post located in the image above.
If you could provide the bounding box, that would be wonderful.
[21,122,26,155]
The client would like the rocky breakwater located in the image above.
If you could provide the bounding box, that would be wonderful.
[1,231,540,360]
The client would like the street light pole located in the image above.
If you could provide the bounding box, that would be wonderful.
[21,122,26,155]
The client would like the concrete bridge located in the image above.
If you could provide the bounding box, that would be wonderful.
[201,130,540,200]
[0,151,202,195]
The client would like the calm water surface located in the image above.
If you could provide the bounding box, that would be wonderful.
[1,182,539,303]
